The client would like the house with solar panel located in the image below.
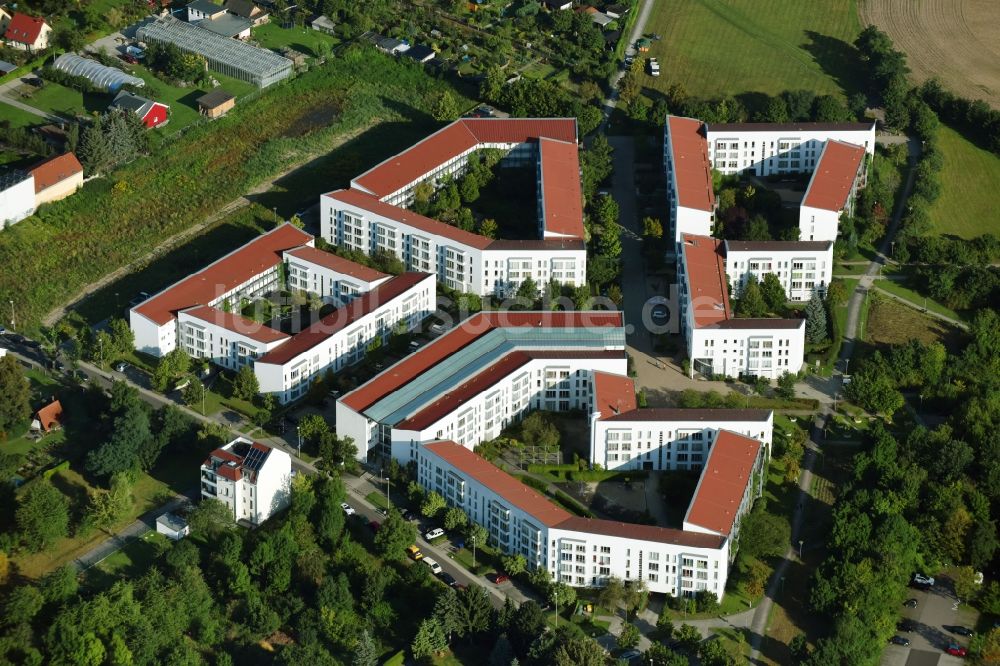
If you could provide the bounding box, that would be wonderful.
[200,437,291,525]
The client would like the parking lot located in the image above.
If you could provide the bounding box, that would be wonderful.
[882,577,979,666]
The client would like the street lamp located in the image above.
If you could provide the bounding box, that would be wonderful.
[552,587,559,629]
[296,425,301,458]
[798,539,804,559]
[8,300,14,330]
[470,534,477,570]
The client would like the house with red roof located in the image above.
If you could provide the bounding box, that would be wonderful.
[31,399,63,434]
[799,139,869,241]
[3,13,51,52]
[110,91,170,129]
[321,118,586,297]
[201,437,291,524]
[29,152,83,207]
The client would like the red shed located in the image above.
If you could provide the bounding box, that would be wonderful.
[110,91,170,128]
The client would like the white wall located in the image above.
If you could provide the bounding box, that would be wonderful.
[672,205,714,244]
[480,247,586,297]
[590,412,773,472]
[688,324,805,380]
[253,447,292,524]
[0,175,35,227]
[726,245,833,301]
[284,251,390,305]
[129,312,175,358]
[798,205,841,242]
[705,126,875,176]
[176,311,288,372]
[336,401,374,460]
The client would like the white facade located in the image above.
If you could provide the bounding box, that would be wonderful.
[0,172,35,228]
[590,409,773,472]
[685,322,805,380]
[254,273,435,404]
[798,204,841,243]
[284,247,390,305]
[724,240,833,301]
[663,116,715,243]
[177,308,289,373]
[418,442,734,597]
[391,354,628,465]
[704,122,875,177]
[321,195,586,296]
[199,437,292,525]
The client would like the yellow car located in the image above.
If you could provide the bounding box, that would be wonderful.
[407,545,424,561]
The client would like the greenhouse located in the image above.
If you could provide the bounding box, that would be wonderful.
[136,17,292,89]
[52,54,145,93]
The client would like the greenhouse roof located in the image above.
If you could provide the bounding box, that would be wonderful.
[53,53,145,91]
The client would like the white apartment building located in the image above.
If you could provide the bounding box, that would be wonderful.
[419,437,765,597]
[799,139,869,241]
[589,400,774,472]
[679,234,805,380]
[320,118,587,296]
[130,223,313,357]
[724,240,833,301]
[177,305,290,372]
[199,437,291,525]
[284,245,390,305]
[663,115,715,242]
[0,170,35,228]
[703,121,874,177]
[336,311,626,462]
[253,272,435,404]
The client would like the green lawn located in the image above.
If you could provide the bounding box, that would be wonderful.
[643,0,862,99]
[872,279,963,322]
[252,22,339,57]
[929,124,1000,238]
[365,490,390,510]
[18,81,110,118]
[83,531,169,591]
[0,101,45,128]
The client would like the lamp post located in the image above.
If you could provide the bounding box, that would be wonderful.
[8,300,14,330]
[798,539,804,559]
[552,587,558,629]
[296,425,301,458]
[471,534,477,570]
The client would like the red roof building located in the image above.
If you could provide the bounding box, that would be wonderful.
[591,370,637,418]
[32,399,63,433]
[111,91,170,129]
[284,245,389,283]
[665,115,715,213]
[680,234,731,328]
[29,152,84,205]
[683,430,763,536]
[4,13,51,51]
[802,140,867,212]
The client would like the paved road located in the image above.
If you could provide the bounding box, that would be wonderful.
[599,0,657,130]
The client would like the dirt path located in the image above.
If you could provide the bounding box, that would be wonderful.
[42,123,373,327]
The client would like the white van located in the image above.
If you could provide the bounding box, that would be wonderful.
[423,557,442,575]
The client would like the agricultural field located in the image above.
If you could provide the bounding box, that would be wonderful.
[642,0,862,100]
[859,0,1000,109]
[928,124,1000,238]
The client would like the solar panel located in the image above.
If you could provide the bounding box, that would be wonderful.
[242,445,268,473]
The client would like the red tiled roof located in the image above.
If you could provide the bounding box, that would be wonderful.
[423,441,574,527]
[555,516,725,549]
[133,224,312,326]
[34,399,63,433]
[29,153,82,193]
[592,371,636,419]
[666,116,715,212]
[397,350,625,431]
[603,408,772,422]
[325,189,494,250]
[5,13,46,45]
[461,118,577,147]
[340,311,625,412]
[180,305,291,344]
[683,430,762,536]
[802,140,866,212]
[216,464,242,482]
[209,448,244,465]
[681,234,730,327]
[255,273,433,366]
[538,138,584,238]
[284,246,389,283]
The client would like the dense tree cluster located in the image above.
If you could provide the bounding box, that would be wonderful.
[78,111,150,175]
[919,78,1000,156]
[145,42,206,84]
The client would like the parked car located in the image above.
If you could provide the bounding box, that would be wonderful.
[367,520,381,532]
[488,572,509,585]
[439,572,457,587]
[120,53,138,64]
[424,528,445,541]
[406,545,424,561]
[423,557,442,575]
[340,503,356,516]
[114,362,128,372]
[889,636,910,647]
[947,626,974,637]
[429,323,447,336]
[903,598,918,608]
[946,643,968,657]
[897,619,916,632]
[912,573,935,586]
[620,649,642,662]
[408,340,421,352]
[74,370,89,383]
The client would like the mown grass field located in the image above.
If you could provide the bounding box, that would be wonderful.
[928,124,1000,238]
[864,293,964,349]
[642,0,862,99]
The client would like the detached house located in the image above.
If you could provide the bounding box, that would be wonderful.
[29,152,84,207]
[200,437,291,525]
[4,13,51,52]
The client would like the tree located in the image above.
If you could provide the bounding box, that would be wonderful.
[760,273,786,312]
[433,587,462,642]
[188,498,234,536]
[107,318,135,359]
[520,412,560,449]
[734,276,767,318]
[739,506,791,560]
[3,584,44,626]
[411,618,448,662]
[845,354,904,415]
[374,508,415,561]
[502,553,527,577]
[617,623,640,649]
[776,371,797,400]
[510,600,546,655]
[648,643,688,666]
[642,216,664,239]
[353,630,378,666]
[804,291,828,343]
[598,576,625,616]
[433,91,460,122]
[443,507,468,531]
[0,355,30,434]
[552,633,607,666]
[489,634,515,666]
[421,491,447,518]
[78,117,113,174]
[675,623,701,651]
[86,472,134,530]
[182,378,205,411]
[516,275,538,302]
[16,480,70,552]
[233,365,260,401]
[298,414,331,444]
[552,581,576,610]
[457,584,493,636]
[698,638,736,666]
[86,399,152,478]
[479,218,499,239]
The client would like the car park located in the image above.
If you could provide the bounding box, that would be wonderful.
[340,503,356,516]
[425,528,445,541]
[423,558,442,575]
[74,370,89,383]
[408,340,421,352]
[903,598,918,607]
[407,545,424,561]
[429,323,447,336]
[402,510,416,521]
[946,643,968,657]
[889,636,910,647]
